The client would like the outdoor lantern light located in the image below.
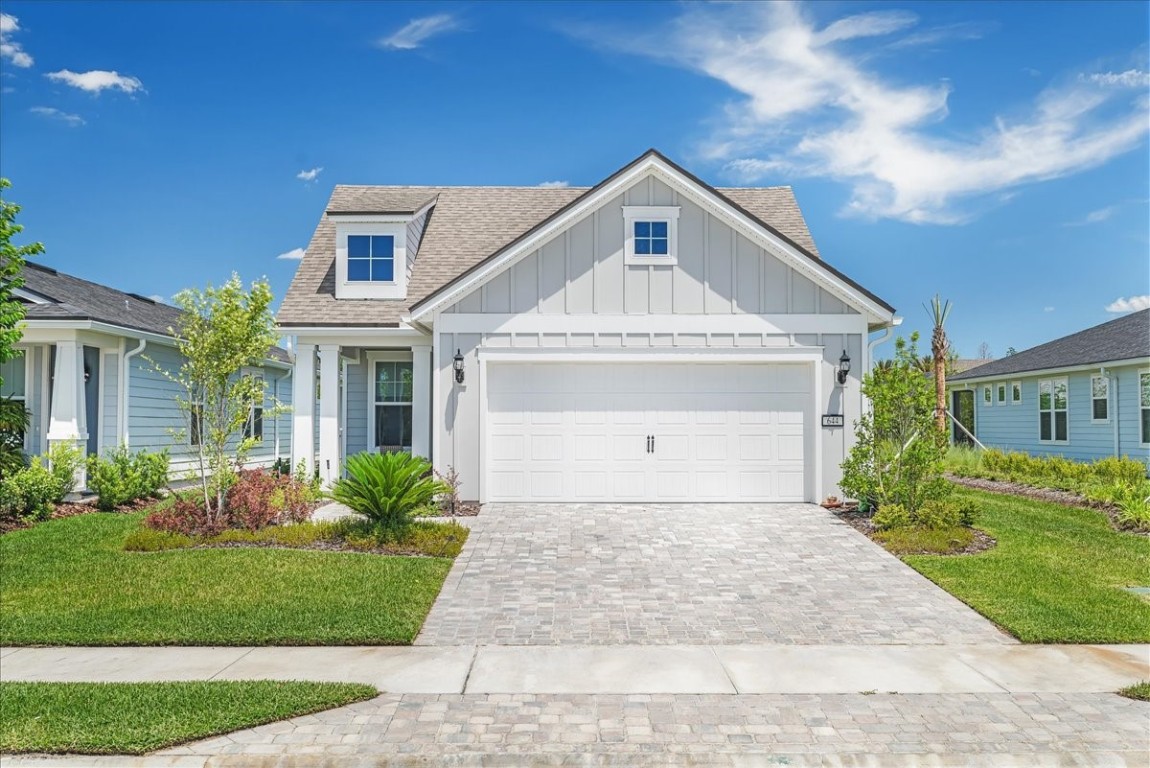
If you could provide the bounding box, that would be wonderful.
[837,350,851,385]
[453,349,465,384]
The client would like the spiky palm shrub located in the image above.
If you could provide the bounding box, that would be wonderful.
[331,452,449,531]
[925,294,953,433]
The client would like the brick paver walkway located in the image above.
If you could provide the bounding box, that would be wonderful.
[416,504,1011,646]
[157,692,1148,760]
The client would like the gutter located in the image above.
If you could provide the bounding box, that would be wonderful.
[119,338,147,449]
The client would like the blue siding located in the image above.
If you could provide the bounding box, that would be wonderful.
[345,351,368,456]
[959,363,1150,470]
[101,350,118,453]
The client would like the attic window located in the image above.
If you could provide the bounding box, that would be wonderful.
[334,220,409,300]
[623,206,680,265]
[347,235,395,282]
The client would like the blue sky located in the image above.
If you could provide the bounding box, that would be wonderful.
[1,0,1147,359]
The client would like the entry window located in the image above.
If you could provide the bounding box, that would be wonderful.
[374,361,412,451]
[347,235,395,282]
[1,354,27,448]
[996,383,1007,404]
[1140,373,1150,444]
[1011,381,1022,404]
[983,385,992,406]
[1090,375,1109,422]
[1038,378,1068,442]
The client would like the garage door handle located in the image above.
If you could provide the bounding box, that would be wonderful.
[646,435,653,454]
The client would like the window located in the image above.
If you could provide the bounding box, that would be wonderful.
[1038,378,1068,442]
[996,383,1007,404]
[1091,375,1109,422]
[1,354,27,449]
[244,374,264,442]
[1140,372,1150,444]
[374,360,412,451]
[623,206,680,265]
[347,235,395,283]
[983,385,992,406]
[1011,381,1022,404]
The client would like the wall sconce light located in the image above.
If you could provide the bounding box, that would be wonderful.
[837,350,851,385]
[453,349,465,384]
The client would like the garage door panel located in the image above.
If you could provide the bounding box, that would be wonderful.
[654,470,689,498]
[777,471,805,499]
[695,471,728,498]
[530,434,564,461]
[613,472,646,498]
[490,434,524,461]
[530,472,564,498]
[574,472,607,498]
[489,471,525,499]
[657,433,690,461]
[696,434,727,461]
[574,434,606,461]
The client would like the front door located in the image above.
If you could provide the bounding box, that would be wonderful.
[951,389,975,446]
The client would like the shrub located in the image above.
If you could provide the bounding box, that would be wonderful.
[912,500,963,530]
[337,518,468,558]
[873,498,980,532]
[0,461,63,521]
[87,447,170,510]
[45,442,83,500]
[874,525,975,555]
[944,445,984,477]
[331,452,449,531]
[145,496,225,537]
[1113,482,1150,532]
[123,527,196,552]
[435,465,462,515]
[225,468,312,531]
[873,503,911,531]
[0,396,28,480]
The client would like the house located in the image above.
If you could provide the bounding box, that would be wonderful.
[4,261,293,487]
[278,150,898,503]
[948,309,1150,467]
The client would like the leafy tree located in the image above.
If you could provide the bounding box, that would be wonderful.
[1005,346,1018,356]
[924,295,953,433]
[151,275,278,522]
[841,333,951,512]
[1,178,45,376]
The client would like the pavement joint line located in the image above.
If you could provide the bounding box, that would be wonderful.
[709,644,741,695]
[952,649,1012,694]
[459,644,480,694]
[206,647,255,682]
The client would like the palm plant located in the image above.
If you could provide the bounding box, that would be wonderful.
[924,294,953,433]
[331,451,449,530]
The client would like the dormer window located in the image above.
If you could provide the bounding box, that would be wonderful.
[623,206,679,265]
[348,235,395,282]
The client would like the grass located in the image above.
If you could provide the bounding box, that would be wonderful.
[902,488,1150,643]
[0,681,377,754]
[873,525,974,555]
[1118,682,1150,702]
[0,512,454,645]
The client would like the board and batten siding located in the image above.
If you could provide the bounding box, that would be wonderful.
[964,364,1150,468]
[101,349,119,455]
[443,176,857,318]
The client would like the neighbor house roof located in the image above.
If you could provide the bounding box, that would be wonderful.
[18,262,291,364]
[951,309,1150,381]
[278,155,834,328]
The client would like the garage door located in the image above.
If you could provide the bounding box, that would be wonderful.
[485,361,810,502]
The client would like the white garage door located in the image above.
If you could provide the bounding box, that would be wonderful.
[485,361,810,502]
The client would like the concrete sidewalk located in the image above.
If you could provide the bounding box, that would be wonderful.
[2,643,1146,694]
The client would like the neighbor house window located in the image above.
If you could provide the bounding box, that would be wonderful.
[1011,381,1022,404]
[374,360,412,451]
[983,385,992,406]
[1140,372,1150,444]
[347,235,395,282]
[623,206,680,265]
[1038,378,1068,442]
[1090,375,1109,422]
[996,383,1007,404]
[244,374,264,442]
[0,354,27,448]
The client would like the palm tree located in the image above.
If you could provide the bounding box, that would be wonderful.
[924,295,953,433]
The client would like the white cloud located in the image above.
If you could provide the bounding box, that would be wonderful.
[885,21,995,50]
[577,3,1150,224]
[1105,295,1150,313]
[1064,206,1115,226]
[29,106,85,126]
[1043,306,1055,312]
[1081,69,1150,88]
[0,12,33,68]
[379,14,460,50]
[537,180,569,188]
[46,69,144,94]
[296,167,323,182]
[276,247,306,260]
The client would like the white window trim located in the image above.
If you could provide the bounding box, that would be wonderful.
[1090,374,1110,424]
[1139,370,1150,446]
[334,221,409,300]
[1038,377,1069,444]
[1,351,30,451]
[243,369,265,442]
[983,385,993,407]
[623,205,680,266]
[996,383,1007,404]
[1010,380,1022,405]
[366,351,414,453]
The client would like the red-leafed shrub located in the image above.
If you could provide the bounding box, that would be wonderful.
[144,469,314,537]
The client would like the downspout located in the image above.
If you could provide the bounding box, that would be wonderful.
[864,319,900,414]
[119,339,147,450]
[273,368,293,461]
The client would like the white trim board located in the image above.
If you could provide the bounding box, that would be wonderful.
[436,313,868,336]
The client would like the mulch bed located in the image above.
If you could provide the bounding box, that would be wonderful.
[436,501,480,517]
[945,474,1146,535]
[0,496,155,535]
[832,507,997,556]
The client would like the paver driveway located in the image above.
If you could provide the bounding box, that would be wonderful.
[416,503,1011,646]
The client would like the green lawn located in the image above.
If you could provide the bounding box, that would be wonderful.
[0,681,377,754]
[0,512,453,645]
[903,488,1150,643]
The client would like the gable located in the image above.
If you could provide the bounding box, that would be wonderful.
[443,173,864,318]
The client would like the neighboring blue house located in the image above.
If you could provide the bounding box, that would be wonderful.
[948,309,1149,469]
[3,261,293,489]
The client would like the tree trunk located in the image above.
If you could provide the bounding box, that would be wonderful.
[932,333,947,434]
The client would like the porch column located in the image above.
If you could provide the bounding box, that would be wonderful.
[46,339,87,490]
[290,343,316,475]
[317,344,341,487]
[411,343,432,460]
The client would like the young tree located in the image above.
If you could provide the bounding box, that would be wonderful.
[841,333,951,512]
[1,179,45,377]
[925,294,953,433]
[155,275,278,521]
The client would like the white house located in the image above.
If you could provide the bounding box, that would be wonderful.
[278,150,898,503]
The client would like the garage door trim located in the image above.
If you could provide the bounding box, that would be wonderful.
[476,348,825,503]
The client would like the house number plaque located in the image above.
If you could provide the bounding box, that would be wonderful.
[821,414,845,428]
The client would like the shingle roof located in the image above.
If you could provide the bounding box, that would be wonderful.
[278,168,832,328]
[19,262,291,364]
[951,309,1150,381]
